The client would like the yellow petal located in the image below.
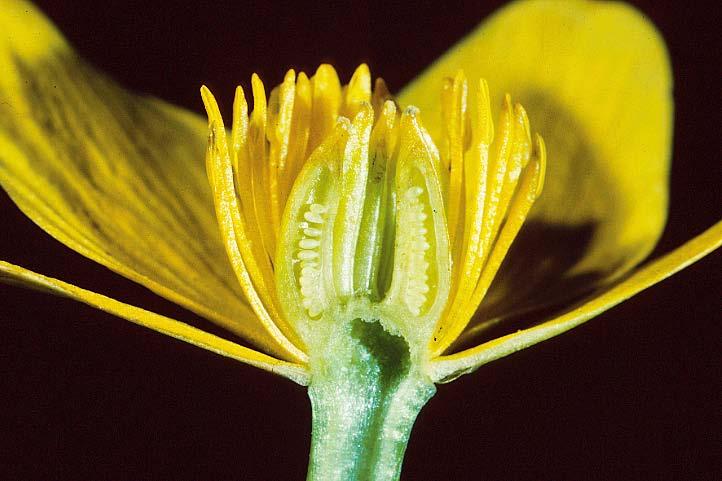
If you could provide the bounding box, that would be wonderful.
[0,1,290,356]
[0,260,309,385]
[401,0,673,327]
[429,221,722,383]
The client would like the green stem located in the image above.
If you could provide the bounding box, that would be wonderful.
[305,319,436,481]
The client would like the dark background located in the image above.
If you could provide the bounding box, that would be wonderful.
[1,1,720,479]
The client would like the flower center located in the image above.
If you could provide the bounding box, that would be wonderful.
[201,64,546,362]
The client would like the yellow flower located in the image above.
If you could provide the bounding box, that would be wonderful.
[1,0,720,479]
[201,63,546,355]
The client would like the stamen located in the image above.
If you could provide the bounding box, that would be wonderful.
[476,95,514,272]
[308,65,342,153]
[440,71,469,253]
[438,79,492,349]
[201,85,307,361]
[432,88,546,355]
[459,150,544,326]
[283,72,312,201]
[268,69,297,241]
[341,64,372,119]
[230,86,279,306]
[249,74,277,260]
[492,103,531,233]
[371,77,394,119]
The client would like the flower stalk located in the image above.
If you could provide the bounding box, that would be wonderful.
[306,319,435,481]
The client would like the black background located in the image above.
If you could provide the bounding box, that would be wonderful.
[1,1,720,479]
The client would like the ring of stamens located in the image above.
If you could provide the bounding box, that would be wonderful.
[201,64,545,362]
